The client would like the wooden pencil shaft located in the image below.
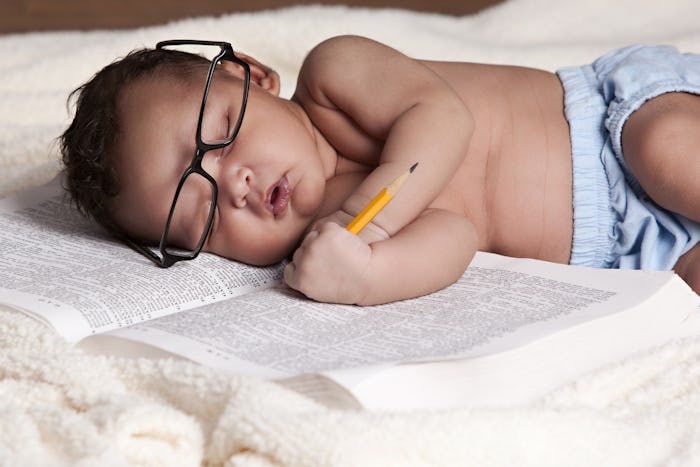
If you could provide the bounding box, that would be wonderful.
[346,188,391,234]
[345,163,418,235]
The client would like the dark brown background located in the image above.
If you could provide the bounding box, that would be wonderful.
[1,0,502,34]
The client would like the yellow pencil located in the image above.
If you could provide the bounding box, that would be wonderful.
[346,162,418,235]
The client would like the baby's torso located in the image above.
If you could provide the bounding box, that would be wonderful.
[422,60,574,263]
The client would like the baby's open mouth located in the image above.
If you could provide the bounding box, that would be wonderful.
[267,176,291,216]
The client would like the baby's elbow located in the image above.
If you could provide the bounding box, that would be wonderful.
[452,216,479,272]
[430,211,479,283]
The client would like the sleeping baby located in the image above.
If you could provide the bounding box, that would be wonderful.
[60,36,700,304]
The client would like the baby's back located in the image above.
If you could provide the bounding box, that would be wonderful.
[422,60,574,264]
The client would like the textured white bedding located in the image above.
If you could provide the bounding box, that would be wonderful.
[2,0,700,465]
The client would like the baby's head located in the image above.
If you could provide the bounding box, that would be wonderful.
[61,42,330,266]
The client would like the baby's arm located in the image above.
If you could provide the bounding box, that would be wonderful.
[284,208,478,305]
[294,35,473,232]
[287,36,475,304]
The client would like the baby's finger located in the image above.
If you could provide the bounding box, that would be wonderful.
[283,261,298,289]
[300,229,320,248]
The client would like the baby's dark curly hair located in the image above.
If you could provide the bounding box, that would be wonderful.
[60,47,210,235]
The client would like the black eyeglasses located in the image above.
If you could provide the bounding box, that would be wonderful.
[125,40,250,268]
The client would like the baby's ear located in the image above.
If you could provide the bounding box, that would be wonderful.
[220,52,280,96]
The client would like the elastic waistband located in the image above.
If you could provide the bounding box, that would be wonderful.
[557,65,615,268]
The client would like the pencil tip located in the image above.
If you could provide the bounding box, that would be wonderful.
[409,162,418,173]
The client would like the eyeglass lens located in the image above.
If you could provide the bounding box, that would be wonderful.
[200,57,242,145]
[163,172,216,256]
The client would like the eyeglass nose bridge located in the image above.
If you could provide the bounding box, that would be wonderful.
[186,149,219,190]
[189,145,226,186]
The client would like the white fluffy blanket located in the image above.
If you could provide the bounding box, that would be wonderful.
[2,0,700,465]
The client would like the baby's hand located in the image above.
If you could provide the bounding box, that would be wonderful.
[284,221,373,304]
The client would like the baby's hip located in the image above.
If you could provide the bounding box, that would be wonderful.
[556,45,700,270]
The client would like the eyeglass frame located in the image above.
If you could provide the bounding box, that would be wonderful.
[123,39,251,268]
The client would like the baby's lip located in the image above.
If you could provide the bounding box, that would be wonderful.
[265,176,291,217]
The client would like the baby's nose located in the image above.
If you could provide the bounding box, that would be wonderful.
[228,166,253,208]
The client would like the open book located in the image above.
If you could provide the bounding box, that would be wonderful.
[2,177,700,410]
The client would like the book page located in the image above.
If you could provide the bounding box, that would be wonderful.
[99,253,677,379]
[0,177,284,341]
[344,276,700,410]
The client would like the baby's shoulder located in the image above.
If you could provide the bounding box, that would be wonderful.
[301,35,392,70]
[299,36,367,81]
[297,35,419,97]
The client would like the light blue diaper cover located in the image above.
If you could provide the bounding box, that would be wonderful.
[557,45,700,270]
